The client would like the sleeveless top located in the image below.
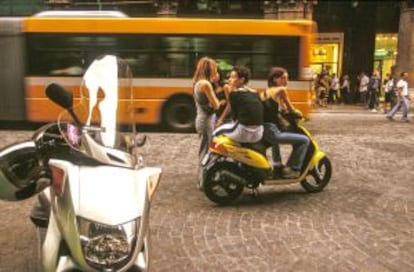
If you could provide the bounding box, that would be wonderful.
[193,80,215,116]
[262,91,281,127]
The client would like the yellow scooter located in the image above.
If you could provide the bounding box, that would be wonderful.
[202,113,332,205]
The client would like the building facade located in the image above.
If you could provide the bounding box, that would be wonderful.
[313,1,400,89]
[396,1,414,88]
[0,0,408,88]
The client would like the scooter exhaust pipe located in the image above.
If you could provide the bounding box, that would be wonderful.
[220,170,246,185]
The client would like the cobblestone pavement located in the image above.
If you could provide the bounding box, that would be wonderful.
[0,106,413,272]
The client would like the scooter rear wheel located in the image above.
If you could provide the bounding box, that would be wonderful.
[301,156,332,192]
[203,161,244,205]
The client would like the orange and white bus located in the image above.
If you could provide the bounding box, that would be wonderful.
[0,15,315,132]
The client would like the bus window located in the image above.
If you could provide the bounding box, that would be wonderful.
[120,53,151,77]
[27,33,299,79]
[208,36,300,79]
[27,50,85,76]
[151,54,170,77]
[190,37,209,53]
[163,36,191,51]
[167,53,191,77]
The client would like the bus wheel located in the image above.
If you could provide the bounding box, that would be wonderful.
[163,96,195,132]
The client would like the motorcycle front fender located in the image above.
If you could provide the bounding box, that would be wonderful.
[309,150,326,169]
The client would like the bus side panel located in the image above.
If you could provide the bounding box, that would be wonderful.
[286,90,312,119]
[26,97,165,125]
[25,82,183,125]
[25,98,64,122]
[0,18,26,121]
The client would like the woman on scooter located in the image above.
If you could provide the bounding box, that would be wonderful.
[213,65,264,143]
[193,57,222,187]
[261,66,310,179]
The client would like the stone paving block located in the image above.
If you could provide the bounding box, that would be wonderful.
[0,108,413,271]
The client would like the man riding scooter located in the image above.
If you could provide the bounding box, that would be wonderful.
[213,65,264,144]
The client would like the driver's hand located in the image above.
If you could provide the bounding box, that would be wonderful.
[289,109,303,119]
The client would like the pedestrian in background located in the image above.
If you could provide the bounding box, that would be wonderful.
[317,73,329,107]
[386,71,410,122]
[390,74,399,110]
[192,57,222,188]
[340,74,350,104]
[382,73,393,113]
[358,71,370,106]
[328,73,339,104]
[368,70,381,112]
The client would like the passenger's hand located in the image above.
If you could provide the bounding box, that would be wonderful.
[215,119,224,128]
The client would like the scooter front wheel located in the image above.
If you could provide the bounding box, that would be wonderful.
[203,161,244,205]
[301,156,332,193]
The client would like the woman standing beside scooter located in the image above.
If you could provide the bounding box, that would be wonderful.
[261,66,310,179]
[193,57,222,189]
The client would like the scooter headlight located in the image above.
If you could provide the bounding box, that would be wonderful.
[77,216,139,269]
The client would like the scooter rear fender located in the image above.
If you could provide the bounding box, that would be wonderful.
[209,135,271,169]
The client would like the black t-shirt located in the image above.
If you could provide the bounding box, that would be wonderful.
[229,88,263,126]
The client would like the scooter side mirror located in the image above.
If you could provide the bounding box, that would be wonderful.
[45,83,74,110]
[0,141,50,201]
[45,83,81,126]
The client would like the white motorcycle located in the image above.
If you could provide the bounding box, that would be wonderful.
[0,55,162,271]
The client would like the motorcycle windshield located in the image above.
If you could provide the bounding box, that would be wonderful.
[57,55,138,168]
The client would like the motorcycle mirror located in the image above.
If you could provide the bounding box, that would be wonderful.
[45,83,81,126]
[45,83,74,110]
[0,141,50,201]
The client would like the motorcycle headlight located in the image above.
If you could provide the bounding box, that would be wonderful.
[77,216,139,270]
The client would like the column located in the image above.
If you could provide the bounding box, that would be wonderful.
[396,1,414,89]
